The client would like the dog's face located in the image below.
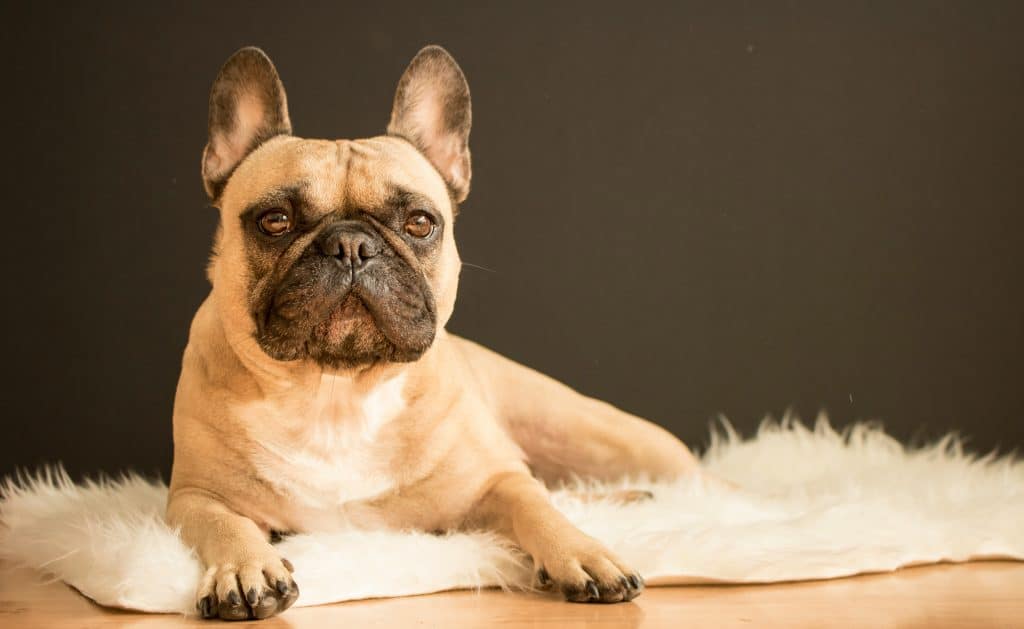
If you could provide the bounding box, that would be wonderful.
[201,47,471,368]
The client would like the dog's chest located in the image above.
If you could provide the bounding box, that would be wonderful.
[250,374,407,514]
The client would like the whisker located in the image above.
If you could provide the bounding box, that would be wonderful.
[461,261,496,273]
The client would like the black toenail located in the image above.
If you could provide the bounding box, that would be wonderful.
[276,579,290,595]
[227,590,240,606]
[246,587,259,606]
[628,575,640,589]
[586,581,600,599]
[537,568,551,585]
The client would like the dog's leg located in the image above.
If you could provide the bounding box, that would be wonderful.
[166,491,298,621]
[472,472,644,603]
[455,336,700,484]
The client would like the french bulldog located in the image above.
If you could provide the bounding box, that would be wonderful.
[167,45,701,621]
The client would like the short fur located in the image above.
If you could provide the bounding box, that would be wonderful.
[167,45,700,621]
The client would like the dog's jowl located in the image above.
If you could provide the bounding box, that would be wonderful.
[168,45,701,621]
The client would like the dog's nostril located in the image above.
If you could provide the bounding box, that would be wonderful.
[357,241,377,260]
[321,240,341,258]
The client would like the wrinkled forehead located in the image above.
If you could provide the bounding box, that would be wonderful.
[221,135,452,218]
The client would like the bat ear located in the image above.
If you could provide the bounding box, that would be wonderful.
[387,46,472,203]
[201,47,292,201]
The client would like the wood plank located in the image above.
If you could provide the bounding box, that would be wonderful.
[1,561,1022,627]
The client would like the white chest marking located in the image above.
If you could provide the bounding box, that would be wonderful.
[252,373,407,511]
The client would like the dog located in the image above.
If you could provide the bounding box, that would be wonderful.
[167,45,701,621]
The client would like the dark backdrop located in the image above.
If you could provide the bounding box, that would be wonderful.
[2,2,1022,480]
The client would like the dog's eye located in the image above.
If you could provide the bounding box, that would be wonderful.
[258,210,291,236]
[404,211,435,238]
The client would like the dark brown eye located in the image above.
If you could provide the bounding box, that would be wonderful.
[258,210,291,236]
[404,211,435,238]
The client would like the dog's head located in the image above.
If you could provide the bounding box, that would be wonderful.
[202,46,471,369]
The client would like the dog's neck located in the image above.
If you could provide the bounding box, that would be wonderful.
[200,289,442,402]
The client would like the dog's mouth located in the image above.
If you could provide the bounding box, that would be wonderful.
[253,253,436,368]
[318,292,374,343]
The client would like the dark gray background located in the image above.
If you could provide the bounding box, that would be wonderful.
[2,2,1021,480]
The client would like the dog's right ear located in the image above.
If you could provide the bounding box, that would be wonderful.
[387,46,472,204]
[202,47,292,201]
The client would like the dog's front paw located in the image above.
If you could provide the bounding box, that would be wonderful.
[533,536,644,603]
[196,553,299,620]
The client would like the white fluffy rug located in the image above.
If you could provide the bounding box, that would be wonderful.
[1,417,1022,614]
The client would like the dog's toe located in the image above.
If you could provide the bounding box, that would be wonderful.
[197,593,217,619]
[216,587,249,621]
[251,591,280,620]
[274,577,300,613]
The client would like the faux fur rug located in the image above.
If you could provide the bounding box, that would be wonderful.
[1,418,1022,614]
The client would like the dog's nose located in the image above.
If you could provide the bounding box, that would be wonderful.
[337,231,379,266]
[318,222,380,266]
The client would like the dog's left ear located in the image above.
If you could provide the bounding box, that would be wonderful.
[202,47,292,200]
[387,46,472,203]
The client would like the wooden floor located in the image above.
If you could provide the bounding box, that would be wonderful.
[1,561,1022,628]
